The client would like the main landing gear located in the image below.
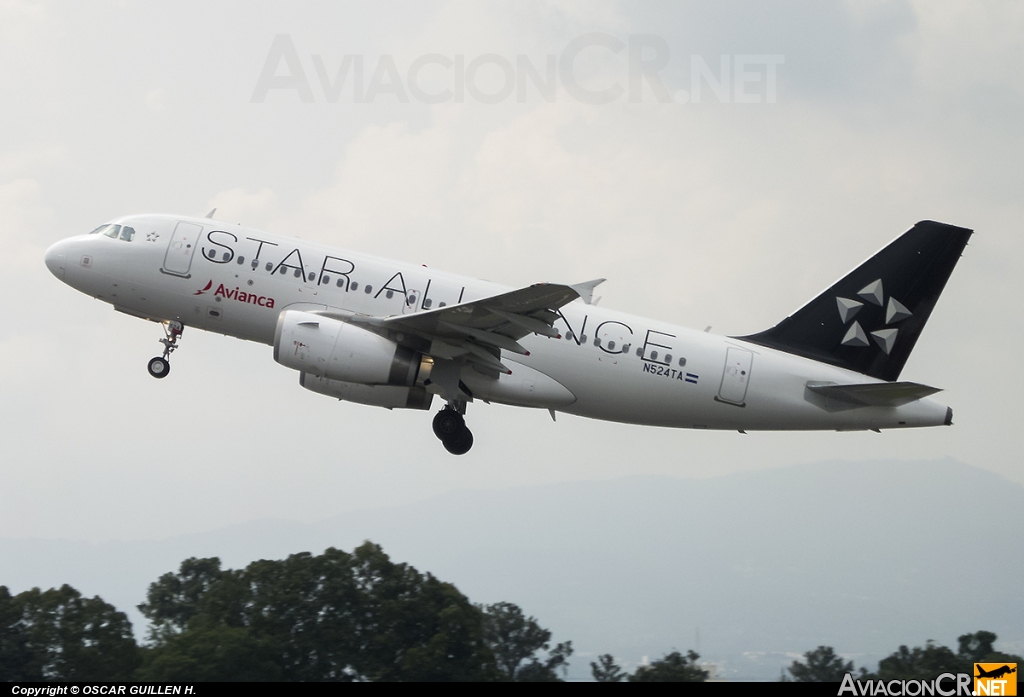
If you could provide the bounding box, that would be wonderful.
[147,321,183,379]
[432,404,474,455]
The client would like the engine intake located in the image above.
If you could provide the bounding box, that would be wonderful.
[274,310,419,386]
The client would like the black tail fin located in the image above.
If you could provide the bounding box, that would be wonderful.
[738,221,973,381]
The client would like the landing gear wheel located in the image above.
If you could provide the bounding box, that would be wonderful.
[433,407,465,440]
[147,356,170,379]
[149,321,184,379]
[442,427,474,456]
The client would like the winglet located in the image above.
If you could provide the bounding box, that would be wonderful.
[205,208,217,219]
[569,278,606,305]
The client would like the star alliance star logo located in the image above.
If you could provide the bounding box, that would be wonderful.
[146,231,160,242]
[836,279,912,355]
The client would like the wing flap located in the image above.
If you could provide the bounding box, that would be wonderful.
[382,282,581,341]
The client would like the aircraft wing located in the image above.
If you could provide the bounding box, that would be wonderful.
[366,280,603,375]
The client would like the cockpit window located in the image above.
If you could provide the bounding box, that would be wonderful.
[88,223,135,241]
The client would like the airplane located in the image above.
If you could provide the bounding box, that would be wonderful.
[44,214,972,454]
[976,665,1017,679]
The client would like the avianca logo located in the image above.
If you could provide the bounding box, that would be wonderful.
[194,280,276,308]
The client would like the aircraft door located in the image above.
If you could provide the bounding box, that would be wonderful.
[718,347,753,406]
[402,288,421,314]
[162,222,203,277]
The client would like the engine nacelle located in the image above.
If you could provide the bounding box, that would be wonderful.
[274,310,420,386]
[300,373,433,410]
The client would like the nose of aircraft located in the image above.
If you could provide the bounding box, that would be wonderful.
[44,240,67,280]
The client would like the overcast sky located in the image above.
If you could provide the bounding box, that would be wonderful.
[2,0,1022,542]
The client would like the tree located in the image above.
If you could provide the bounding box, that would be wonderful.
[788,645,855,682]
[137,556,225,641]
[0,584,139,681]
[0,586,36,681]
[957,631,1023,665]
[629,650,708,682]
[591,653,626,682]
[480,601,573,681]
[139,542,500,681]
[873,641,966,680]
[836,632,1022,682]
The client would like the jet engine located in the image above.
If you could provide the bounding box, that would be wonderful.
[274,310,421,386]
[299,372,433,410]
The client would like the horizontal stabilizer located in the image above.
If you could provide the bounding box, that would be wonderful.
[806,381,942,407]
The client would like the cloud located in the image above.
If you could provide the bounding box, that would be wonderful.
[907,0,1024,95]
[206,186,278,228]
[144,88,168,112]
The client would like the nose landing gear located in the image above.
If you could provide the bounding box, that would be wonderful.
[148,321,183,379]
[432,404,474,455]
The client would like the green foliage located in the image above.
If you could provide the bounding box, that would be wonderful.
[874,641,965,680]
[480,601,572,681]
[787,645,855,682]
[628,650,708,682]
[591,653,626,682]
[137,556,224,641]
[0,584,139,681]
[861,631,1023,681]
[139,542,501,681]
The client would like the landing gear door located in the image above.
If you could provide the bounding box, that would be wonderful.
[718,347,753,406]
[162,222,203,277]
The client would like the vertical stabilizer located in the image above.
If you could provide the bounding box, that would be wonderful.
[738,221,972,381]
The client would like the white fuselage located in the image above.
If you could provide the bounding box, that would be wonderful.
[45,214,951,431]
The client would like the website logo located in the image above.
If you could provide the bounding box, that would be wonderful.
[975,663,1017,696]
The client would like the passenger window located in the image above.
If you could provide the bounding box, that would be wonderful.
[408,295,417,305]
[308,272,315,281]
[650,350,658,360]
[622,344,630,353]
[439,302,447,307]
[566,331,574,341]
[251,260,258,269]
[104,225,121,239]
[636,347,643,357]
[119,226,135,241]
[222,252,231,262]
[607,341,616,350]
[266,262,273,271]
[365,285,373,294]
[423,298,432,309]
[293,269,301,278]
[237,256,245,265]
[593,337,601,347]
[322,275,331,285]
[678,357,686,367]
[336,279,344,288]
[386,290,394,299]
[580,335,587,343]
[350,282,359,291]
[665,354,672,363]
